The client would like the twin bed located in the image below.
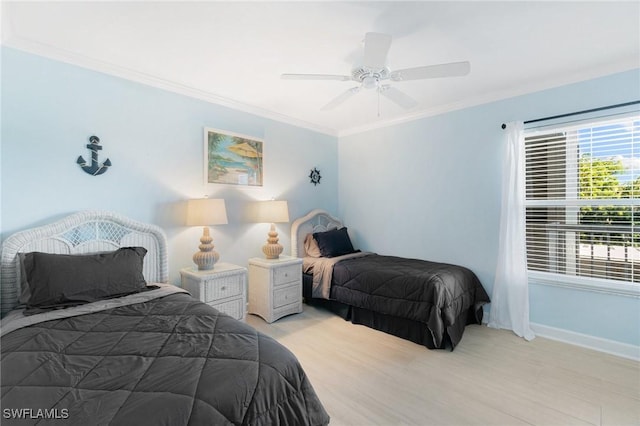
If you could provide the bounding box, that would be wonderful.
[0,211,329,425]
[291,209,490,350]
[0,208,490,425]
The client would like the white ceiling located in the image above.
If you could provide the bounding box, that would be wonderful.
[2,1,639,136]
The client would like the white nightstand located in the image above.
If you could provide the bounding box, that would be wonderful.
[248,256,303,323]
[180,263,248,321]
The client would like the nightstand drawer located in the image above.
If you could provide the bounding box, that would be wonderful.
[273,264,300,286]
[273,284,300,309]
[204,276,243,302]
[209,297,245,321]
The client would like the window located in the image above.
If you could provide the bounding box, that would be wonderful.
[524,114,639,295]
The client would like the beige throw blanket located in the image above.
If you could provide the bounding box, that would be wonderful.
[303,252,373,299]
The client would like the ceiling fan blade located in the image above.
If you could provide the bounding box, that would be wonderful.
[281,73,352,81]
[321,87,361,111]
[390,61,471,81]
[379,86,418,109]
[362,32,392,69]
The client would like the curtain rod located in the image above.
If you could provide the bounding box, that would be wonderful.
[500,100,640,129]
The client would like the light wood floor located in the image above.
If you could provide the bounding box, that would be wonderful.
[246,304,640,426]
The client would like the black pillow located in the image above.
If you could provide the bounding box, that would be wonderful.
[23,247,147,310]
[313,227,356,258]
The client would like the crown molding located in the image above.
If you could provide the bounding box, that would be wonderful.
[3,31,637,141]
[338,60,640,137]
[1,35,339,137]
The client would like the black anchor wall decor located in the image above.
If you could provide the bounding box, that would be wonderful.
[77,135,112,176]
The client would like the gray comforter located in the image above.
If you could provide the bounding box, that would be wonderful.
[330,254,490,349]
[1,292,330,425]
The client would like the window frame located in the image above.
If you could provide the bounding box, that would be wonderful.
[523,112,640,298]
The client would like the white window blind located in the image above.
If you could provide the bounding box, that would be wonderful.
[524,114,639,288]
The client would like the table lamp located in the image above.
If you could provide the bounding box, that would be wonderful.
[186,198,228,270]
[249,200,289,259]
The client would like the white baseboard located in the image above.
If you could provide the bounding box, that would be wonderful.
[530,322,640,361]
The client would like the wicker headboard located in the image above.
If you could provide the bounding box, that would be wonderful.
[0,211,169,317]
[291,209,344,258]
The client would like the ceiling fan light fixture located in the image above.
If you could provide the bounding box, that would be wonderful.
[362,76,378,89]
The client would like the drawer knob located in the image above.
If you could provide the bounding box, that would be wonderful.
[221,286,226,291]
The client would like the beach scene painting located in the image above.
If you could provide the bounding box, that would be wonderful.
[204,128,263,186]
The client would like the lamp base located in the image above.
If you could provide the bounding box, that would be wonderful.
[262,243,283,259]
[193,226,220,270]
[262,223,283,259]
[193,249,220,270]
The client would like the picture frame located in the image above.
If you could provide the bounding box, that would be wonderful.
[204,128,263,186]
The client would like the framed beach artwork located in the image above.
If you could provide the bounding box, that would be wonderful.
[204,128,263,186]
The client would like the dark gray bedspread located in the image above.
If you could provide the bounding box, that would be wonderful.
[1,293,330,426]
[330,255,490,349]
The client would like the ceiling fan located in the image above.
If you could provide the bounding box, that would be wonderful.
[281,32,470,112]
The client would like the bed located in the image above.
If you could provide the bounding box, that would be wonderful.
[0,211,330,426]
[292,209,490,350]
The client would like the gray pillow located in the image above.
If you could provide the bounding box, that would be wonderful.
[23,247,147,310]
[18,252,31,304]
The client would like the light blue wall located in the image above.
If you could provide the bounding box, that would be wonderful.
[338,69,640,347]
[0,47,338,285]
[2,46,638,348]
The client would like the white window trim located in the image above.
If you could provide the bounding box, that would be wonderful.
[529,270,640,298]
[525,111,640,299]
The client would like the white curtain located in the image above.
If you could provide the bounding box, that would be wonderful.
[488,121,535,341]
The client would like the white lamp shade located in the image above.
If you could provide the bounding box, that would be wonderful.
[186,198,228,226]
[249,200,289,223]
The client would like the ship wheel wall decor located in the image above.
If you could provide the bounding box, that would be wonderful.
[309,168,321,185]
